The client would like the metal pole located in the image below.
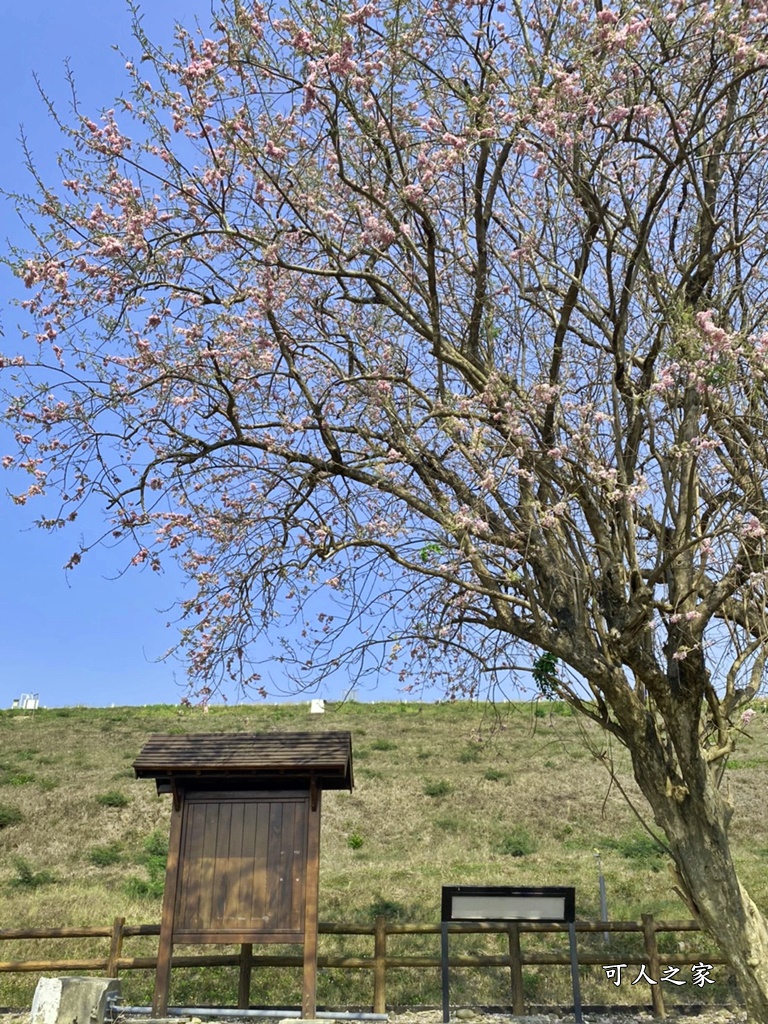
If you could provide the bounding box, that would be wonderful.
[594,849,609,943]
[568,921,583,1024]
[113,1008,388,1021]
[441,921,450,1023]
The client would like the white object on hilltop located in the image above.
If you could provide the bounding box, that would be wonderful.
[310,699,325,714]
[17,693,39,710]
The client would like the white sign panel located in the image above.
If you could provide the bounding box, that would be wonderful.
[451,894,567,921]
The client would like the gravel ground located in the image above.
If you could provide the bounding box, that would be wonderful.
[0,1009,748,1024]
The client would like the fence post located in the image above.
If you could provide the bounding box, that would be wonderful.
[107,917,125,978]
[641,914,666,1019]
[373,916,387,1014]
[507,923,525,1015]
[238,944,254,1009]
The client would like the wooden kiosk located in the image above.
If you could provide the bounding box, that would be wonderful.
[133,732,354,1018]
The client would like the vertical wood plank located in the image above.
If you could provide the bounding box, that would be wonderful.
[196,801,220,931]
[642,913,666,1019]
[373,915,387,1014]
[211,802,233,929]
[223,801,247,927]
[302,789,321,1019]
[178,801,205,932]
[507,923,525,1015]
[152,800,184,1016]
[251,800,270,926]
[278,801,297,932]
[290,800,308,932]
[266,801,285,929]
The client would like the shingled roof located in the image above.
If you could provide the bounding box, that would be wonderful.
[133,731,353,790]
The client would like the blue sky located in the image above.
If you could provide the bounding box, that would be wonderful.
[0,2,419,710]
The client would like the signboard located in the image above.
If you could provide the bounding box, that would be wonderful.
[441,886,581,1023]
[442,885,575,923]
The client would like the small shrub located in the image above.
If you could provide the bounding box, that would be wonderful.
[88,842,123,867]
[369,897,406,920]
[0,767,36,786]
[483,768,508,781]
[10,857,56,889]
[124,875,165,900]
[497,828,537,857]
[124,830,169,900]
[609,832,666,865]
[347,832,364,850]
[143,829,170,861]
[371,739,397,751]
[96,790,130,808]
[458,745,481,763]
[0,803,23,828]
[434,814,462,833]
[423,780,452,798]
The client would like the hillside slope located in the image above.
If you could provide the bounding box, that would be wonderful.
[1,700,767,1009]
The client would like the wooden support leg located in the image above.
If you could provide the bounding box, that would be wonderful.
[153,930,174,1017]
[238,944,254,1009]
[153,802,183,1016]
[302,788,321,1019]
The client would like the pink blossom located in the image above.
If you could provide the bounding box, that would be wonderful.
[291,29,316,54]
[345,2,379,26]
[741,516,766,539]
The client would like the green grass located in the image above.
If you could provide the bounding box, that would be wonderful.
[423,779,452,797]
[0,802,23,828]
[0,699,764,1009]
[9,858,56,890]
[95,790,130,808]
[495,827,538,857]
[88,842,123,867]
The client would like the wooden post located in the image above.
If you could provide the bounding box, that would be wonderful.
[507,923,525,1015]
[153,801,184,1016]
[106,917,125,977]
[641,914,666,1019]
[302,787,322,1019]
[373,915,387,1013]
[238,943,254,1009]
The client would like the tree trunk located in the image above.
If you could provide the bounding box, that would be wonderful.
[637,759,768,1023]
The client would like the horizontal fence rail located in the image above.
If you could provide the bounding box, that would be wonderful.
[0,916,726,1018]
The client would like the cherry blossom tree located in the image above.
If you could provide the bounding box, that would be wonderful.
[4,0,768,1014]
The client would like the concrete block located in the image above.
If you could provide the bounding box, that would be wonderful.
[31,977,121,1024]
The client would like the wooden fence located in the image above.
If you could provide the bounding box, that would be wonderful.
[0,916,726,1019]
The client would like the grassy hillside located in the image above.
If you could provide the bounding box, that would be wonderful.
[1,699,767,1010]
